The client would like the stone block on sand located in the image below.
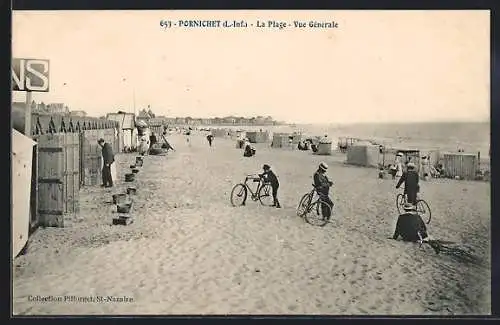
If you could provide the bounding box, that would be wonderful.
[112,216,134,226]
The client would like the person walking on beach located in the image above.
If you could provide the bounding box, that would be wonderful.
[313,162,334,219]
[259,164,281,208]
[98,138,115,188]
[243,138,255,157]
[395,152,404,179]
[391,203,429,242]
[396,162,420,205]
[206,134,214,147]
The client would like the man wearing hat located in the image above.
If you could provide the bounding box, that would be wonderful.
[313,162,334,219]
[392,203,428,242]
[98,138,115,188]
[259,164,281,208]
[396,161,420,205]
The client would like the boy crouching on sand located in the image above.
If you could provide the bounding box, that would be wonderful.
[259,164,281,208]
[391,203,440,254]
[392,203,428,242]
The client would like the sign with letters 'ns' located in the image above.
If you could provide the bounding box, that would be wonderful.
[12,58,50,92]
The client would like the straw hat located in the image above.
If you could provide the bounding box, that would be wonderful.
[407,162,416,169]
[396,152,403,157]
[403,203,416,211]
[319,162,328,171]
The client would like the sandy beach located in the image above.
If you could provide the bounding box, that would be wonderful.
[12,132,491,315]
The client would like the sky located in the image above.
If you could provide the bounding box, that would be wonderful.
[12,10,490,124]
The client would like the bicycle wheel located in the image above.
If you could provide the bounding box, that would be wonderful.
[416,199,432,224]
[396,194,405,214]
[297,193,312,217]
[230,184,247,207]
[304,200,332,227]
[258,183,275,206]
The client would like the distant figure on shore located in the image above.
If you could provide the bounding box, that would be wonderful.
[319,134,330,144]
[378,166,385,179]
[435,163,445,178]
[243,140,256,157]
[391,203,429,242]
[420,155,431,180]
[184,128,191,146]
[206,134,214,147]
[389,164,397,179]
[313,162,334,219]
[396,162,419,205]
[138,136,150,156]
[259,164,281,208]
[98,138,115,188]
[298,141,309,151]
[395,153,404,179]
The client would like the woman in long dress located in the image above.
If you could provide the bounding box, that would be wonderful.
[395,153,404,180]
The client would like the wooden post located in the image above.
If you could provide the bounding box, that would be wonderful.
[25,91,32,136]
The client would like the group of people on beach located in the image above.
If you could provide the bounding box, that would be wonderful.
[247,154,440,253]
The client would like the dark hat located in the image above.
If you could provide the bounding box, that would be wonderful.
[97,138,105,143]
[263,164,271,170]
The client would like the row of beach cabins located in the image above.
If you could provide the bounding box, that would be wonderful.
[11,110,489,259]
[206,127,490,183]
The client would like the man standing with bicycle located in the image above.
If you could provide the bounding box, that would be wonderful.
[313,162,334,219]
[396,162,419,205]
[259,164,281,208]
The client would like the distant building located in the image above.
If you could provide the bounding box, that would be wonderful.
[46,103,68,114]
[70,110,87,117]
[175,117,186,125]
[163,117,176,125]
[223,116,237,124]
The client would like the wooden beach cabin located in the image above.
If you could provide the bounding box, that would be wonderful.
[35,132,81,227]
[106,112,136,152]
[212,128,230,138]
[382,147,421,172]
[13,103,120,229]
[12,129,37,258]
[442,152,479,180]
[291,132,303,145]
[314,136,333,155]
[246,131,270,143]
[346,142,381,167]
[338,137,361,153]
[271,133,291,148]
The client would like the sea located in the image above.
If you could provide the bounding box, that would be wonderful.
[205,121,490,159]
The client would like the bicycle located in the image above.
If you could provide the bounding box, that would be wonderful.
[230,174,275,207]
[396,192,432,224]
[416,232,482,265]
[296,184,334,227]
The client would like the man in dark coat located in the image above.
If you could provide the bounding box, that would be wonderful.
[313,162,334,219]
[206,134,214,147]
[98,138,115,187]
[396,162,419,204]
[259,164,281,208]
[392,203,428,242]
